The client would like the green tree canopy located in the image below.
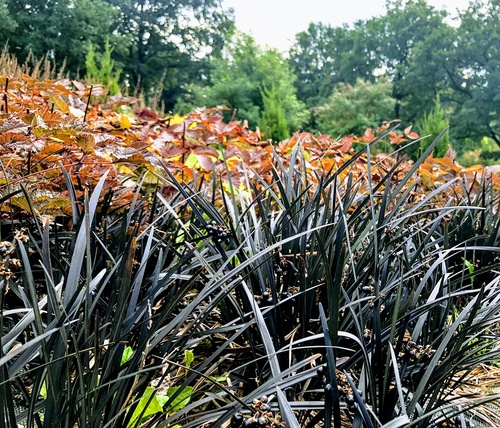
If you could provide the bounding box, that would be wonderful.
[288,22,379,108]
[288,1,454,130]
[2,0,234,111]
[178,34,309,140]
[4,0,122,75]
[0,0,17,44]
[446,0,500,147]
[102,0,234,111]
[365,0,451,122]
[314,78,396,137]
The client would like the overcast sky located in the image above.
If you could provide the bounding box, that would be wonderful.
[222,0,472,51]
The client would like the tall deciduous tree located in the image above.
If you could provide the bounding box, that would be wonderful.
[288,22,379,108]
[401,22,456,124]
[446,0,500,147]
[3,0,233,111]
[4,0,122,74]
[102,0,234,111]
[0,0,17,46]
[366,0,450,122]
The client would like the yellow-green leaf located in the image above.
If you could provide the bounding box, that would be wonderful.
[127,387,163,428]
[166,386,193,413]
[184,349,194,369]
[121,346,133,365]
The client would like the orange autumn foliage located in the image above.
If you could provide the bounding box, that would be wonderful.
[0,75,498,220]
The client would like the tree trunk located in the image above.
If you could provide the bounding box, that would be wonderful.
[487,123,500,149]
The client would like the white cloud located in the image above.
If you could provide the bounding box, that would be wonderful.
[223,0,471,51]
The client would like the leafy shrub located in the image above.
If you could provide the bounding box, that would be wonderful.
[313,78,396,137]
[175,34,309,138]
[260,84,289,142]
[457,137,500,167]
[85,39,121,96]
[417,95,451,158]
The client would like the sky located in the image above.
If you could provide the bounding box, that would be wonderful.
[222,0,472,51]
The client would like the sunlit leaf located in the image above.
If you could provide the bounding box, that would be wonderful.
[184,349,194,369]
[121,346,134,365]
[127,387,163,428]
[166,386,193,413]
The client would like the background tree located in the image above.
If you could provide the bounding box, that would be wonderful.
[416,95,451,158]
[288,22,378,108]
[257,48,310,133]
[314,78,396,137]
[102,0,234,111]
[178,34,262,125]
[0,0,17,46]
[85,40,121,95]
[288,23,349,108]
[446,0,500,147]
[2,0,234,111]
[289,2,452,132]
[365,0,450,122]
[179,34,309,139]
[4,0,122,75]
[260,84,289,142]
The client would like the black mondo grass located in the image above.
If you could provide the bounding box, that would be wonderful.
[1,133,500,427]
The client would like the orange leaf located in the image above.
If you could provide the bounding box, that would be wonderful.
[50,95,69,114]
[193,146,220,159]
[196,154,216,171]
[389,132,407,145]
[434,157,458,171]
[404,125,419,139]
[363,128,375,142]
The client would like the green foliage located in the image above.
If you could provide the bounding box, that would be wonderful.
[121,346,134,365]
[3,0,124,76]
[260,84,289,141]
[85,40,121,95]
[125,384,192,427]
[127,387,164,427]
[184,350,194,370]
[417,95,451,158]
[179,33,261,125]
[457,137,500,166]
[314,77,396,136]
[2,0,234,111]
[102,0,234,111]
[0,0,17,44]
[289,22,379,109]
[178,33,309,136]
[257,48,310,133]
[447,0,500,147]
[462,257,475,284]
[401,21,456,124]
[365,0,450,121]
[286,0,500,153]
[165,386,193,413]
